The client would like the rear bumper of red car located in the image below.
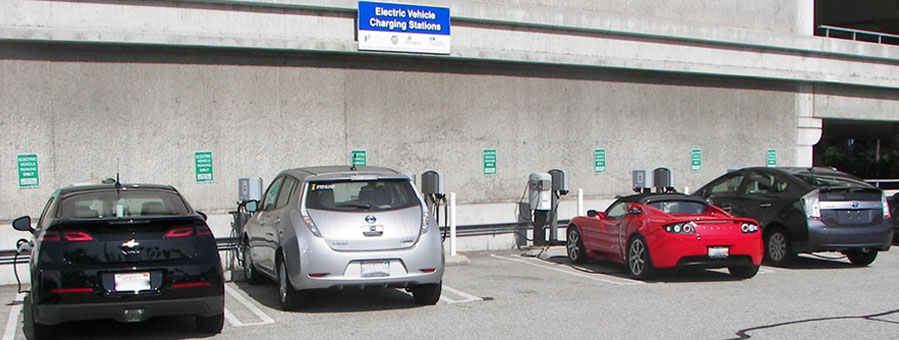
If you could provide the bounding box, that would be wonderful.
[646,231,764,269]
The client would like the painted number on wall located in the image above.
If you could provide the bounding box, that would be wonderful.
[195,151,213,182]
[17,154,39,188]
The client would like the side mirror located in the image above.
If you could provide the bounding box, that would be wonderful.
[626,203,643,215]
[587,210,598,218]
[12,216,34,233]
[197,211,208,221]
[245,200,259,213]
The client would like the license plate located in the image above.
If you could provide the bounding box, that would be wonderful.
[708,247,729,259]
[361,261,390,278]
[114,272,151,292]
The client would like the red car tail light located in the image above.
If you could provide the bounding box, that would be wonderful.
[172,282,211,289]
[663,222,696,234]
[196,225,213,237]
[51,288,93,294]
[164,226,195,238]
[43,231,94,242]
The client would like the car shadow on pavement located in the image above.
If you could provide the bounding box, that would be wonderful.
[542,254,741,283]
[232,281,423,313]
[766,253,862,270]
[23,295,212,340]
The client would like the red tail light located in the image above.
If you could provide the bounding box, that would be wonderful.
[196,225,213,237]
[164,226,195,238]
[43,231,94,242]
[172,282,211,289]
[51,288,93,293]
[420,268,437,273]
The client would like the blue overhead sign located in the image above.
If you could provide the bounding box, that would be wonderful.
[358,1,451,54]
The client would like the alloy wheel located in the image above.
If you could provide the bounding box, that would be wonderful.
[567,230,581,261]
[768,232,787,261]
[629,239,646,275]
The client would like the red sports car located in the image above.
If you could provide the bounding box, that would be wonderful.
[566,193,763,280]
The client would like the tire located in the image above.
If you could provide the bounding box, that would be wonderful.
[728,265,760,279]
[566,225,587,264]
[196,313,224,334]
[626,235,655,280]
[278,258,304,311]
[243,239,262,284]
[25,296,55,340]
[764,227,794,267]
[846,248,877,266]
[412,282,442,305]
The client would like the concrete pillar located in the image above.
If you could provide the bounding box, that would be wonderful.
[796,0,815,36]
[796,83,822,167]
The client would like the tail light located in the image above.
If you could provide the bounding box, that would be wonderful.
[740,222,759,233]
[51,288,93,294]
[43,231,94,242]
[302,215,322,237]
[164,226,195,238]
[172,282,211,289]
[421,212,430,234]
[663,222,696,234]
[883,194,892,220]
[801,189,821,221]
[196,225,213,237]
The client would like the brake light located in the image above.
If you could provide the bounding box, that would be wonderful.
[802,190,821,221]
[302,215,322,237]
[164,226,194,238]
[663,222,696,234]
[172,282,211,289]
[197,225,213,237]
[420,268,436,273]
[43,231,94,242]
[51,288,93,293]
[883,194,892,220]
[421,212,430,234]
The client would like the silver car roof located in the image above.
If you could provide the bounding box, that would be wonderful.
[281,166,408,181]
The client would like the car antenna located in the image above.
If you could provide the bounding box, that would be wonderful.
[351,153,357,172]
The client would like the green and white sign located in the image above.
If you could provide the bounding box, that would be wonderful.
[594,149,606,173]
[351,150,367,167]
[483,149,497,175]
[17,154,39,188]
[195,151,213,182]
[691,149,702,172]
[766,149,777,167]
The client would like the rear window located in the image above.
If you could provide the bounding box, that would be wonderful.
[647,200,708,215]
[305,179,419,212]
[58,188,190,219]
[795,174,871,188]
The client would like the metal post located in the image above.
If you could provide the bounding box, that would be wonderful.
[577,188,584,216]
[449,192,457,257]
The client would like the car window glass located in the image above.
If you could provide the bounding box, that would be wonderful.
[605,202,628,220]
[37,197,55,229]
[794,174,870,188]
[648,200,708,214]
[57,189,189,219]
[305,179,418,212]
[276,177,297,209]
[744,172,775,195]
[262,177,284,211]
[709,175,744,195]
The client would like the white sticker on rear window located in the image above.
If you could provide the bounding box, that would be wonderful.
[311,183,334,191]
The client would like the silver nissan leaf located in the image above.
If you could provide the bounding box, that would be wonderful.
[241,166,444,310]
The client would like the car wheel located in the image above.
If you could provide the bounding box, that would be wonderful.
[196,312,224,334]
[243,240,262,284]
[626,235,655,280]
[764,227,794,267]
[566,225,586,264]
[728,265,760,279]
[278,258,304,311]
[846,248,877,266]
[25,296,55,340]
[412,282,442,305]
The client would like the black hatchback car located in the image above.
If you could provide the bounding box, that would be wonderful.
[12,183,224,339]
[693,167,892,267]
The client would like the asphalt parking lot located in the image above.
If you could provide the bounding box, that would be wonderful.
[2,246,899,339]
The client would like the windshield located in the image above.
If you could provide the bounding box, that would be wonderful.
[58,188,190,219]
[305,179,419,212]
[795,174,870,188]
[647,200,708,215]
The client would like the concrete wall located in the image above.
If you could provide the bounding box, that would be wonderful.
[1,44,797,219]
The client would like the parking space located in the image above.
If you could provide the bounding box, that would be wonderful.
[2,247,899,339]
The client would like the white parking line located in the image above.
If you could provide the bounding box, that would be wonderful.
[439,285,482,304]
[2,293,25,340]
[224,284,274,327]
[491,254,645,286]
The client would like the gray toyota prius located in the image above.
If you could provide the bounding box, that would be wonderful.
[240,166,444,310]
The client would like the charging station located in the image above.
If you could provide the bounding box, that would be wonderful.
[518,169,568,248]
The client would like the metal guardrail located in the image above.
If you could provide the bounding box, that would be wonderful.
[0,220,569,265]
[818,25,899,45]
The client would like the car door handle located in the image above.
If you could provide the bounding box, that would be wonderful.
[759,203,773,208]
[259,220,266,225]
[273,218,281,224]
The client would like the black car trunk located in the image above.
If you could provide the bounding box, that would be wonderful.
[42,218,202,265]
